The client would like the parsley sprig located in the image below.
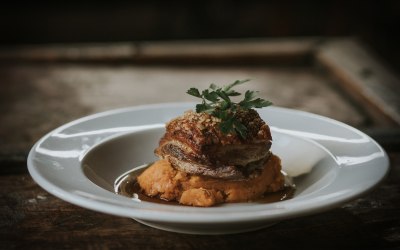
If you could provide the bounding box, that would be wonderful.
[186,79,272,138]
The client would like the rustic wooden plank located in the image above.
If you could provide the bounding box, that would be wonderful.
[0,38,319,63]
[0,43,138,62]
[315,38,400,126]
[136,38,318,64]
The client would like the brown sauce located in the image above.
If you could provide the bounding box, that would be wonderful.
[114,164,295,206]
[255,186,295,204]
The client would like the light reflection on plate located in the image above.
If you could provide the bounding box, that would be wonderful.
[28,103,389,234]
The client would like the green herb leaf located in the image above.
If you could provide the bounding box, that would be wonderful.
[241,98,272,109]
[187,88,201,97]
[203,90,220,102]
[233,119,248,138]
[196,103,213,113]
[187,79,272,138]
[243,90,257,102]
[219,118,234,134]
[216,90,230,103]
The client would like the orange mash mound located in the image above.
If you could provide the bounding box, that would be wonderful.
[137,154,284,207]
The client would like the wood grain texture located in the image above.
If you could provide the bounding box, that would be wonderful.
[0,38,318,64]
[316,38,400,126]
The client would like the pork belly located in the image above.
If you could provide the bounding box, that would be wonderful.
[155,109,272,179]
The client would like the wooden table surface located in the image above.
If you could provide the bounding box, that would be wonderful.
[1,38,399,249]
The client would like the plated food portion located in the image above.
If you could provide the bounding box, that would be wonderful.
[29,97,389,233]
[117,80,293,206]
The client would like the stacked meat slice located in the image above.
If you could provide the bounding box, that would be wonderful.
[155,109,273,179]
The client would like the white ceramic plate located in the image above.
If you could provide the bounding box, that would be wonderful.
[28,103,389,234]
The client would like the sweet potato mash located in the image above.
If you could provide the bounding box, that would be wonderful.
[137,154,284,207]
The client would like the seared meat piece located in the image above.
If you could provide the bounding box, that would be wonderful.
[155,109,272,179]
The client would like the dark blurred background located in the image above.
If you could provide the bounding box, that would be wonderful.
[0,1,399,71]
